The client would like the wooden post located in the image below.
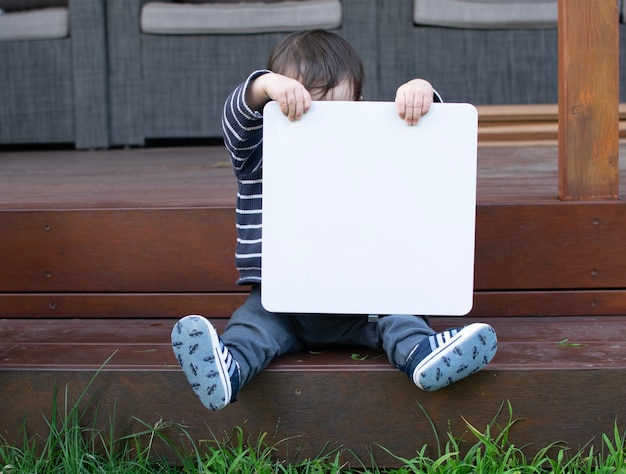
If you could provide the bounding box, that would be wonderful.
[558,0,620,201]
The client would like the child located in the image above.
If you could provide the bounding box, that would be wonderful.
[171,29,497,411]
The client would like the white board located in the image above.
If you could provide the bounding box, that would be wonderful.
[261,101,478,315]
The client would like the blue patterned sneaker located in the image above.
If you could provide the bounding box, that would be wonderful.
[171,315,240,411]
[405,323,497,391]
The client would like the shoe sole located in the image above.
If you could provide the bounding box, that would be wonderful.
[171,315,232,410]
[413,323,497,391]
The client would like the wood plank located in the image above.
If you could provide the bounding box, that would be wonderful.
[558,0,620,200]
[0,293,247,319]
[477,103,626,122]
[1,316,624,370]
[477,104,559,122]
[479,121,626,144]
[4,289,626,319]
[0,208,240,292]
[475,201,626,289]
[471,290,626,317]
[0,367,623,464]
[1,316,625,368]
[476,102,626,123]
[478,122,558,143]
[4,201,626,293]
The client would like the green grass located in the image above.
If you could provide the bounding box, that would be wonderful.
[2,402,626,474]
[1,359,625,473]
[376,402,626,474]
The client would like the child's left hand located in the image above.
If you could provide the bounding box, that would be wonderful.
[395,79,434,126]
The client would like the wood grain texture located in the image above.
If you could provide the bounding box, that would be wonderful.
[558,0,620,200]
[3,201,626,317]
[1,316,625,465]
[0,208,240,293]
[2,145,626,317]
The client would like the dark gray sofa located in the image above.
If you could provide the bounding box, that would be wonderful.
[1,0,625,148]
[378,0,561,105]
[106,0,379,147]
[0,0,109,149]
[104,0,626,146]
[380,0,626,105]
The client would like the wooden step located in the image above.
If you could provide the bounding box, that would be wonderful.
[1,144,626,466]
[3,199,626,319]
[1,316,625,465]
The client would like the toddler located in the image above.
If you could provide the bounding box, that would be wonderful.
[171,29,497,411]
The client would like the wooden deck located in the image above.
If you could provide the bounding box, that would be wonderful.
[3,143,626,318]
[2,142,626,464]
[3,1,624,464]
[1,142,625,208]
[0,143,599,208]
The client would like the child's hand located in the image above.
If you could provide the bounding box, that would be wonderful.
[395,79,434,126]
[248,73,312,122]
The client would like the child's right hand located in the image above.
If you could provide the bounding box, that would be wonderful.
[247,73,312,122]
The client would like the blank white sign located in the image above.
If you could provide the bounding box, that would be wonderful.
[261,101,478,316]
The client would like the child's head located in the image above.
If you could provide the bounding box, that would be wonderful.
[267,29,364,101]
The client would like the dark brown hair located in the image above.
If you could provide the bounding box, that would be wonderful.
[267,29,364,101]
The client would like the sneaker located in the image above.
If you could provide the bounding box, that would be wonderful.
[405,323,497,391]
[171,315,240,411]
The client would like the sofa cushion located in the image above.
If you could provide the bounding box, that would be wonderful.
[0,0,66,12]
[178,0,286,2]
[140,0,342,34]
[0,7,69,41]
[413,0,557,29]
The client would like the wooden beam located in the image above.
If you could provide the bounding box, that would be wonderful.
[558,0,620,200]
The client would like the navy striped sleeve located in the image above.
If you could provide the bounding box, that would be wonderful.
[222,70,271,178]
[221,70,271,285]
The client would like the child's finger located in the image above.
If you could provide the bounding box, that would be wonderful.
[287,91,300,121]
[395,92,408,122]
[408,95,426,125]
[401,94,420,126]
[293,91,307,121]
[279,92,298,121]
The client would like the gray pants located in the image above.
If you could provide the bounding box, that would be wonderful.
[221,286,434,386]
